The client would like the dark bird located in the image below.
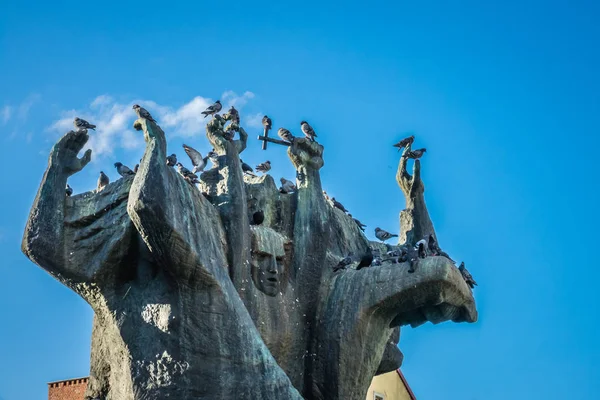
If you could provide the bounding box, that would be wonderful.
[176,162,199,184]
[350,215,367,232]
[73,117,96,131]
[226,106,240,124]
[405,246,419,273]
[97,171,109,191]
[241,160,255,176]
[280,177,297,194]
[183,144,209,173]
[356,249,374,270]
[114,162,135,177]
[402,148,427,159]
[132,104,156,122]
[334,253,354,272]
[201,100,222,118]
[166,154,177,167]
[458,262,477,289]
[375,227,398,243]
[256,161,271,174]
[331,197,348,213]
[300,121,317,141]
[252,210,265,225]
[133,164,139,173]
[278,128,294,143]
[262,115,272,132]
[416,239,428,258]
[427,234,438,255]
[393,135,414,151]
[65,184,73,197]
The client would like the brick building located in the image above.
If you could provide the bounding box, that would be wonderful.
[47,377,89,400]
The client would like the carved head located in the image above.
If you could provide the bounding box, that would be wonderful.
[250,226,291,297]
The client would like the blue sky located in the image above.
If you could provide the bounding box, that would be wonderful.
[1,1,599,399]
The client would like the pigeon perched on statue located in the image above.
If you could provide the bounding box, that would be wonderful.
[65,184,73,197]
[256,161,271,174]
[132,104,156,122]
[334,253,354,272]
[393,135,414,151]
[350,215,366,232]
[458,262,477,289]
[133,164,139,173]
[97,171,109,192]
[278,128,294,143]
[416,239,428,258]
[375,227,398,243]
[176,162,199,184]
[402,148,427,159]
[331,198,348,213]
[356,250,374,270]
[262,115,272,132]
[166,154,177,167]
[73,117,96,131]
[114,162,135,177]
[240,160,256,176]
[300,121,317,142]
[280,177,297,194]
[225,106,240,124]
[427,234,455,263]
[201,100,222,118]
[183,144,209,173]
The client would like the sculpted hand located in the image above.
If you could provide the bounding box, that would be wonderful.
[51,129,92,176]
[287,137,324,170]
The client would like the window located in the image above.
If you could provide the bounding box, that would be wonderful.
[374,392,385,400]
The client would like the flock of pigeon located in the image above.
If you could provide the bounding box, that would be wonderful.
[328,134,477,290]
[68,101,306,195]
[69,104,476,290]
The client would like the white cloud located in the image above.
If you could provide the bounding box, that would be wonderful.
[246,112,264,128]
[1,106,12,124]
[48,91,258,160]
[17,94,41,119]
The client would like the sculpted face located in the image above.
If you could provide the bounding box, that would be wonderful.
[250,226,290,297]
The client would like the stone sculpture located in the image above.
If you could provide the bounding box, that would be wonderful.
[22,108,477,400]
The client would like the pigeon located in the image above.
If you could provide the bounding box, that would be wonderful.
[176,162,199,184]
[375,227,398,243]
[334,253,354,272]
[73,117,96,131]
[278,128,294,143]
[97,171,109,191]
[114,162,135,177]
[427,234,438,255]
[331,197,348,213]
[241,160,256,176]
[371,257,383,266]
[349,215,367,231]
[280,177,297,194]
[226,106,240,124]
[252,210,264,225]
[201,100,222,118]
[256,161,271,174]
[262,115,272,132]
[416,239,428,258]
[393,135,414,151]
[458,262,477,289]
[132,104,156,122]
[183,144,209,174]
[65,184,73,197]
[166,154,177,167]
[405,246,419,273]
[300,121,317,141]
[402,148,427,159]
[133,164,139,173]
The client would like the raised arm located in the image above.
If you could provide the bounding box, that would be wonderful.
[21,129,91,280]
